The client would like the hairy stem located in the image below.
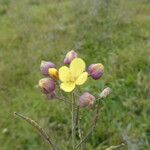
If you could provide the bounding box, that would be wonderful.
[75,106,79,128]
[75,104,101,150]
[72,92,76,150]
[78,116,85,150]
[14,112,60,150]
[75,106,83,150]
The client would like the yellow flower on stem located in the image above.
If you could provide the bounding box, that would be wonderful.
[59,58,88,92]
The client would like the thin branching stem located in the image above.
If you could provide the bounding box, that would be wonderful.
[75,106,79,128]
[75,106,82,150]
[14,112,60,150]
[78,116,85,150]
[72,92,76,150]
[75,104,101,150]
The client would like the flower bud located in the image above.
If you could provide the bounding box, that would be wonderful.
[48,68,59,80]
[88,63,104,80]
[99,87,112,99]
[38,78,55,94]
[40,61,55,76]
[79,92,96,108]
[64,50,78,65]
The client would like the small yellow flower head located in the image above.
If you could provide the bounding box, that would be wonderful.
[99,87,112,99]
[48,68,59,80]
[79,92,95,108]
[88,63,104,80]
[59,58,88,92]
[64,50,78,65]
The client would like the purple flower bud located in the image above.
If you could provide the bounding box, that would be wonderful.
[38,78,55,94]
[64,50,78,65]
[100,87,112,99]
[79,92,96,108]
[40,61,55,76]
[88,63,104,80]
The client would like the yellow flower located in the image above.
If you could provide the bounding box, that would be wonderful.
[48,68,59,80]
[59,58,88,92]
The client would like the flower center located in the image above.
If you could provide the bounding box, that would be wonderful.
[70,74,76,82]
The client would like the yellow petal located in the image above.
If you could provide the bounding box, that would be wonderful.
[60,82,75,92]
[48,68,59,80]
[70,58,86,78]
[59,66,71,82]
[75,72,88,85]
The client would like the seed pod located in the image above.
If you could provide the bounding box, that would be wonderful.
[88,63,104,80]
[64,50,78,65]
[40,61,55,76]
[79,92,95,108]
[99,87,112,99]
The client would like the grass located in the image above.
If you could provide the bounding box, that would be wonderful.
[0,0,149,149]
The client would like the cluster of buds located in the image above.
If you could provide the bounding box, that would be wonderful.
[16,49,112,150]
[39,61,58,99]
[14,46,113,150]
[78,87,112,108]
[38,50,111,106]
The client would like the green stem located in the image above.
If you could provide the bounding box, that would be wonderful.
[72,92,75,150]
[78,116,84,150]
[75,106,79,129]
[75,104,101,150]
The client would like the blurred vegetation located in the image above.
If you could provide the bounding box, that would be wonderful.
[0,0,150,149]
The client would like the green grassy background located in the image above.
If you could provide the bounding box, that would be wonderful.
[0,0,149,149]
